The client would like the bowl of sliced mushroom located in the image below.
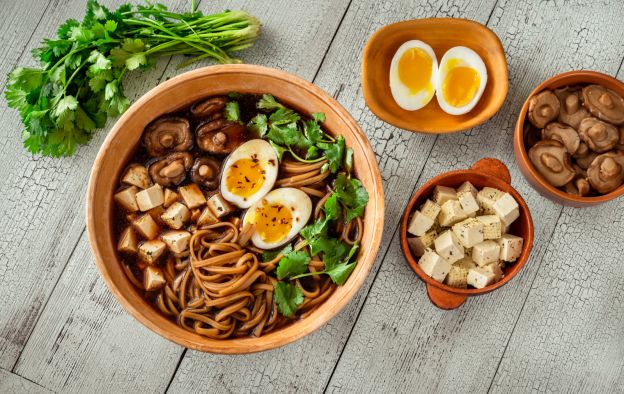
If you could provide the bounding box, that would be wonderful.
[514,70,624,206]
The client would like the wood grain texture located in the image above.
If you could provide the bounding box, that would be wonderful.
[0,0,190,370]
[324,0,624,392]
[11,0,352,391]
[167,1,498,393]
[0,368,52,394]
[488,64,624,394]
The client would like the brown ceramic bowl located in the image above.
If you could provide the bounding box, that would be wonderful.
[86,65,384,353]
[400,158,534,309]
[514,70,624,207]
[361,18,508,133]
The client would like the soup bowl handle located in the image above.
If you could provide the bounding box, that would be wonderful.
[426,284,467,309]
[471,158,511,184]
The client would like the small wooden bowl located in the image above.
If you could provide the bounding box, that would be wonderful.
[86,65,385,353]
[400,158,534,309]
[514,70,624,207]
[361,18,508,134]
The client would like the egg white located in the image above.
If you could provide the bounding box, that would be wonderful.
[243,188,312,250]
[435,46,488,116]
[389,40,439,111]
[220,139,279,209]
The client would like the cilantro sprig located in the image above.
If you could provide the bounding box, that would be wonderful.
[6,1,260,157]
[249,94,350,171]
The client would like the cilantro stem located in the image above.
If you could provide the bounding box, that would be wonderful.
[287,147,327,163]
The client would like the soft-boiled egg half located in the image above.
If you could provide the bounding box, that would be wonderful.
[436,46,488,115]
[220,139,279,209]
[243,188,313,249]
[389,40,438,111]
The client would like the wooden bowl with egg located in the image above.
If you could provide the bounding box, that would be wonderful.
[400,158,533,310]
[361,18,508,133]
[514,70,624,207]
[86,64,385,353]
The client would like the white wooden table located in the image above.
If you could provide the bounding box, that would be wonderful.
[1,1,623,393]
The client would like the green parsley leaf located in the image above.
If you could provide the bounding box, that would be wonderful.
[273,282,303,318]
[257,93,285,110]
[224,101,240,121]
[334,173,369,223]
[276,250,310,280]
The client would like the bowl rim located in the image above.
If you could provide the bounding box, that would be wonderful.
[361,17,509,134]
[86,64,385,353]
[514,69,624,204]
[399,166,534,296]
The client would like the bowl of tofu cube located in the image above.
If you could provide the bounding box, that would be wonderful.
[400,158,534,309]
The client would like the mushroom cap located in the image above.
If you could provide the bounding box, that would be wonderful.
[196,119,247,154]
[190,157,221,190]
[143,116,193,157]
[541,122,580,154]
[563,177,591,197]
[587,150,624,193]
[148,152,194,187]
[523,122,542,149]
[617,126,624,149]
[574,149,599,170]
[190,96,228,119]
[578,117,619,153]
[528,139,575,187]
[528,90,560,129]
[557,90,589,129]
[581,85,624,125]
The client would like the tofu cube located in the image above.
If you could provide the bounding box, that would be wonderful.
[483,262,504,281]
[445,264,469,288]
[432,185,458,206]
[434,230,465,264]
[454,256,477,270]
[457,190,480,217]
[163,188,179,208]
[418,249,451,282]
[407,210,434,237]
[498,234,524,262]
[138,240,167,264]
[117,226,138,254]
[190,208,202,223]
[438,200,468,227]
[467,266,497,289]
[477,215,502,240]
[420,199,441,221]
[114,186,140,212]
[457,181,478,197]
[452,218,484,248]
[162,230,191,254]
[407,230,437,257]
[179,184,206,209]
[143,266,166,291]
[148,205,166,226]
[207,194,235,218]
[122,164,151,189]
[472,240,501,266]
[493,193,520,225]
[132,214,160,240]
[135,184,164,211]
[197,206,219,226]
[477,187,504,215]
[161,202,190,230]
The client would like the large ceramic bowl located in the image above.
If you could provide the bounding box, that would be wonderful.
[514,70,624,207]
[86,65,384,353]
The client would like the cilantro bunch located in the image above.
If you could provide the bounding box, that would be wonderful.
[5,1,260,157]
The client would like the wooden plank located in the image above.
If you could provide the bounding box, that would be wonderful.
[0,0,191,370]
[0,0,51,92]
[12,0,352,392]
[166,1,499,393]
[0,368,52,394]
[324,0,624,393]
[488,69,624,394]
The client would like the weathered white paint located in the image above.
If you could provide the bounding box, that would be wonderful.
[0,368,52,394]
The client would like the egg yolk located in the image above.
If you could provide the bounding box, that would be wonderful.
[442,62,481,107]
[397,47,433,95]
[252,202,293,243]
[225,158,265,198]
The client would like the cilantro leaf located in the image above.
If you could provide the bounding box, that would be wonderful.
[262,244,292,262]
[257,93,285,110]
[344,147,354,174]
[248,113,268,136]
[303,118,324,145]
[273,282,303,318]
[334,173,369,223]
[269,140,286,162]
[323,193,342,222]
[311,112,325,123]
[325,261,357,286]
[125,52,147,70]
[276,250,310,280]
[224,101,240,121]
[319,135,345,173]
